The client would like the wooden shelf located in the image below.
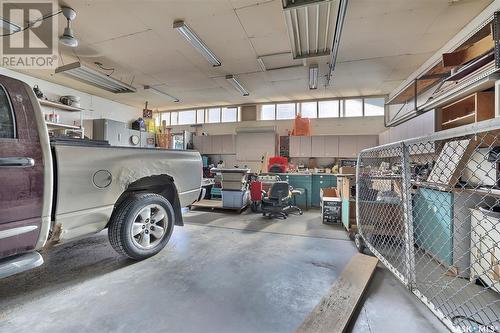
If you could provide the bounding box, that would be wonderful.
[46,122,82,130]
[441,112,475,127]
[437,91,494,131]
[39,99,84,112]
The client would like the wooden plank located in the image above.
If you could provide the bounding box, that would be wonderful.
[296,254,379,333]
[442,33,494,67]
[191,199,223,208]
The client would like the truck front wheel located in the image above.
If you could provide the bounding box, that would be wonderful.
[108,193,175,260]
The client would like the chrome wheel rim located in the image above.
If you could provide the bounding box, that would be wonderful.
[131,204,167,249]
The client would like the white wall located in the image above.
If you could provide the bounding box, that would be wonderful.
[0,68,141,125]
[170,116,386,136]
[379,110,435,145]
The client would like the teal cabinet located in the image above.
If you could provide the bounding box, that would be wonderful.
[413,188,453,266]
[277,174,312,208]
[312,174,337,207]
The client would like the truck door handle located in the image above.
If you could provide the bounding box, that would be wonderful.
[0,157,35,167]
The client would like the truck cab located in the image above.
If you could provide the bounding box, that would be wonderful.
[0,75,202,278]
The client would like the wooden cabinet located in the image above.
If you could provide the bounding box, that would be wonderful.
[311,136,325,157]
[193,134,236,155]
[221,135,235,154]
[338,136,358,158]
[437,92,494,131]
[311,135,339,157]
[356,135,378,152]
[236,132,276,161]
[193,135,203,152]
[292,135,376,158]
[324,135,339,157]
[289,136,311,157]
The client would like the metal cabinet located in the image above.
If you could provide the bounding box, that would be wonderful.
[278,173,312,208]
[93,119,130,147]
[413,188,484,274]
[413,188,454,266]
[140,132,156,148]
[311,174,337,207]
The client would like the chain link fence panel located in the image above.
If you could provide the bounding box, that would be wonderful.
[357,120,500,333]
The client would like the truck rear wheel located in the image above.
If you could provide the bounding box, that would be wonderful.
[108,193,175,260]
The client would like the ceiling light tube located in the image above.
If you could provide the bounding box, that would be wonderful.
[226,75,249,96]
[0,17,21,33]
[257,57,266,72]
[55,62,136,93]
[309,64,318,90]
[144,85,179,103]
[327,0,348,85]
[173,20,221,67]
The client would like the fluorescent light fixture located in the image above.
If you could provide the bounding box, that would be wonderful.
[55,62,136,93]
[257,57,266,71]
[144,85,179,103]
[309,64,318,89]
[226,75,249,96]
[0,17,21,33]
[282,0,340,59]
[173,20,221,67]
[326,0,349,85]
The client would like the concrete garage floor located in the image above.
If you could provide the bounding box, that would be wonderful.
[0,209,447,333]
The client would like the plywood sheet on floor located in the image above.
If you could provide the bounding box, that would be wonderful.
[296,254,379,333]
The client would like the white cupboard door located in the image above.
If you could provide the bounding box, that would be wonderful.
[202,136,213,154]
[221,135,235,154]
[339,136,357,158]
[300,136,312,157]
[193,136,203,152]
[212,135,223,154]
[289,136,301,157]
[311,136,325,157]
[324,136,339,157]
[357,136,378,152]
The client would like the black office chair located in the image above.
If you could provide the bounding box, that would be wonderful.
[261,181,303,219]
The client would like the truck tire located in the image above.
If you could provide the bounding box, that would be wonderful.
[108,193,175,260]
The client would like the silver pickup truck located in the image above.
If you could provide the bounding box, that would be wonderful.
[0,75,202,278]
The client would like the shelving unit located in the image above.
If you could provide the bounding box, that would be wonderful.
[46,122,82,130]
[437,91,494,131]
[38,99,85,138]
[38,99,84,112]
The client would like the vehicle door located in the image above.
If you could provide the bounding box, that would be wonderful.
[0,76,44,258]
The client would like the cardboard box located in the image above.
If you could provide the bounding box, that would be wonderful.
[339,166,356,174]
[320,188,339,199]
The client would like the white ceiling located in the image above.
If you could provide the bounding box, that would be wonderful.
[18,0,493,111]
